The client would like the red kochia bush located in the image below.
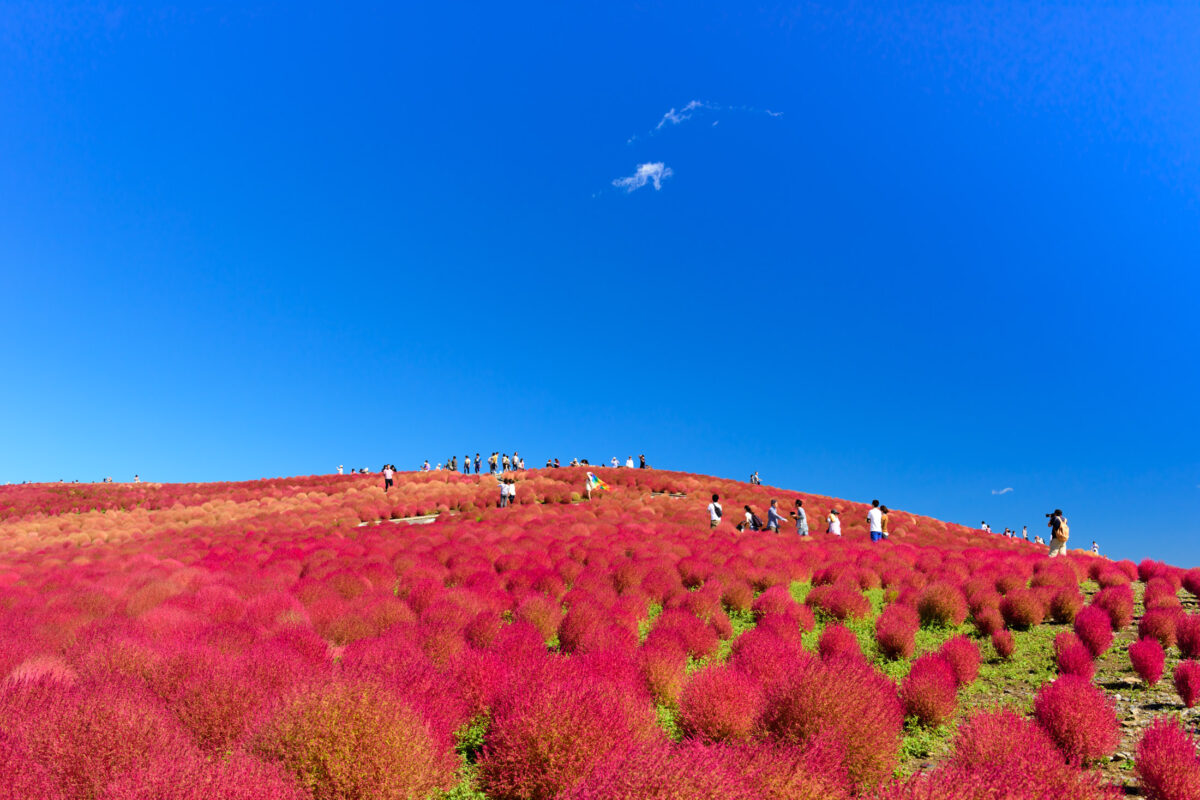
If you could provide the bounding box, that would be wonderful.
[818,624,863,661]
[901,654,958,726]
[972,607,1004,637]
[876,603,919,659]
[1000,589,1045,630]
[1056,640,1096,681]
[1074,605,1115,658]
[1136,717,1200,800]
[759,653,904,790]
[804,584,872,621]
[0,731,63,800]
[1093,584,1134,630]
[1176,614,1200,659]
[991,629,1015,659]
[938,635,981,687]
[254,681,457,800]
[1033,675,1120,764]
[1184,568,1200,599]
[751,585,796,619]
[1129,638,1166,687]
[916,582,968,628]
[677,665,762,742]
[884,706,1119,800]
[104,749,308,800]
[1174,661,1200,708]
[1049,586,1084,624]
[1140,608,1180,649]
[480,667,660,800]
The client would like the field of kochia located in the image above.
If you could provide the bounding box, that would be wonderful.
[0,467,1197,799]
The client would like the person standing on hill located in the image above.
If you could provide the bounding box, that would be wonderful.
[750,471,761,485]
[826,509,841,536]
[639,454,646,469]
[383,465,394,492]
[626,456,635,468]
[1047,509,1069,557]
[868,500,884,542]
[1022,525,1028,540]
[502,454,510,472]
[337,465,343,475]
[791,499,809,536]
[508,477,517,504]
[880,505,890,539]
[707,494,723,528]
[488,453,496,474]
[498,478,509,508]
[767,499,786,532]
[743,505,763,531]
[474,453,481,474]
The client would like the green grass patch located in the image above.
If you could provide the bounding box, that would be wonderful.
[638,603,663,643]
[897,719,954,775]
[656,703,682,741]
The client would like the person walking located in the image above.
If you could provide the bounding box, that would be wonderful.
[743,505,763,532]
[707,494,723,528]
[767,499,786,532]
[508,477,517,505]
[791,499,809,536]
[1046,509,1069,557]
[382,465,394,492]
[498,478,509,508]
[826,508,841,536]
[880,505,890,539]
[868,500,884,543]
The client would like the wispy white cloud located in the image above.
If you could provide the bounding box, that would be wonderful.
[655,100,712,130]
[628,100,782,142]
[612,162,673,193]
[991,487,1014,495]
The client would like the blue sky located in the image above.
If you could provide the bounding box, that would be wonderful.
[2,2,1198,566]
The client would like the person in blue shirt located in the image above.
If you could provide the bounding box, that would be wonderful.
[767,499,786,532]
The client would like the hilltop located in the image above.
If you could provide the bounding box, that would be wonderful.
[0,467,1197,799]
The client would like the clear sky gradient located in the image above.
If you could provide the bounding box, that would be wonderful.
[2,3,1198,565]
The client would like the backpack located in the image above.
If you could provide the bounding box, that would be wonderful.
[1057,518,1070,541]
[750,513,763,531]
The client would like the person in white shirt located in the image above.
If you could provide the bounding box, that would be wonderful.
[626,456,635,469]
[337,465,343,475]
[498,478,510,508]
[791,499,809,536]
[508,479,517,504]
[827,509,841,535]
[134,474,140,483]
[868,500,884,542]
[706,494,723,528]
[1091,540,1099,555]
[612,457,620,468]
[1022,525,1028,540]
[383,466,394,492]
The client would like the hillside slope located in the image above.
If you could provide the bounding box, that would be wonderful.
[0,468,1196,798]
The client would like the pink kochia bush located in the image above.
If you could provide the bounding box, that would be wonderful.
[883,706,1119,800]
[1074,605,1115,658]
[1000,589,1046,630]
[1129,637,1166,687]
[1174,660,1200,708]
[1176,614,1200,659]
[677,665,762,742]
[901,654,958,726]
[1033,675,1120,765]
[758,652,904,790]
[818,623,863,661]
[804,584,871,621]
[1136,717,1200,800]
[253,680,457,800]
[938,635,981,687]
[916,582,968,628]
[991,629,1015,659]
[875,603,920,659]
